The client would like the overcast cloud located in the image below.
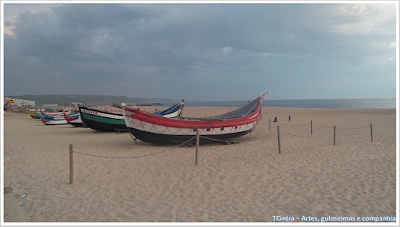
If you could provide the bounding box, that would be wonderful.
[3,2,397,101]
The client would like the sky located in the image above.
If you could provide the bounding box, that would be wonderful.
[2,2,398,101]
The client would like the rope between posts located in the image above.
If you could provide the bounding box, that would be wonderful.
[72,136,197,159]
[336,126,370,131]
[311,131,335,137]
[199,135,240,144]
[278,122,310,127]
[279,129,332,138]
[313,123,334,128]
[279,130,312,138]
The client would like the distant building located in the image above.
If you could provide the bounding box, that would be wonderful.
[15,99,35,107]
[5,98,35,107]
[43,104,58,108]
[72,102,83,106]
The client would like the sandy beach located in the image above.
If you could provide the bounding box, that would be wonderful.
[2,106,397,223]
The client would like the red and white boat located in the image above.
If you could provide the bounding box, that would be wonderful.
[63,112,83,127]
[41,117,68,125]
[123,92,268,144]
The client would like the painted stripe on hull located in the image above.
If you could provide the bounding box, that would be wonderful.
[34,112,43,118]
[81,112,125,125]
[79,107,127,132]
[124,113,258,135]
[80,108,124,119]
[28,112,40,119]
[83,118,128,132]
[42,120,68,125]
[127,127,252,144]
[124,109,259,143]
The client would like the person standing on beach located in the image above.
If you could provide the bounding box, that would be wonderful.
[288,115,291,122]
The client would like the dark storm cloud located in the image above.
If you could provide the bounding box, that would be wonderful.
[3,3,397,100]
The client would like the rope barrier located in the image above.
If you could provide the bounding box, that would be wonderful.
[336,126,370,131]
[310,130,334,137]
[278,122,310,127]
[278,129,333,138]
[72,122,373,159]
[73,136,197,159]
[278,125,371,136]
[310,123,370,131]
[199,135,241,144]
[279,130,312,138]
[273,123,374,154]
[313,123,334,128]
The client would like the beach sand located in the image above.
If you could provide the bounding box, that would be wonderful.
[2,107,397,223]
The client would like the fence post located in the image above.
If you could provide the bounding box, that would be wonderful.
[277,126,281,154]
[333,126,336,146]
[195,129,200,165]
[370,124,373,142]
[311,121,313,134]
[269,118,271,130]
[69,144,73,184]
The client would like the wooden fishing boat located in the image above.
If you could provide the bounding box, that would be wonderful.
[123,93,268,144]
[40,111,65,120]
[27,110,40,119]
[41,117,68,125]
[79,100,185,132]
[63,112,83,127]
[32,111,59,119]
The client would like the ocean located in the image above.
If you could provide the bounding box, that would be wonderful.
[162,98,396,109]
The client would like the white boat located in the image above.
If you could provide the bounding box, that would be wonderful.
[123,93,268,144]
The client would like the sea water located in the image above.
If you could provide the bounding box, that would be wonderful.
[161,99,396,109]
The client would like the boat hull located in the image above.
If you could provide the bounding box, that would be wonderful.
[81,118,127,132]
[127,126,254,144]
[79,100,185,132]
[41,118,68,125]
[68,120,84,127]
[27,111,40,119]
[41,111,65,120]
[123,93,267,144]
[79,108,127,132]
[64,112,84,127]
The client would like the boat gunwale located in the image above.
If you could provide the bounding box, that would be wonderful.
[124,99,262,129]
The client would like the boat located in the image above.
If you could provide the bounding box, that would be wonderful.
[32,111,43,119]
[27,110,40,119]
[63,112,83,127]
[123,92,268,144]
[41,117,68,125]
[32,110,59,119]
[79,100,185,132]
[40,111,65,120]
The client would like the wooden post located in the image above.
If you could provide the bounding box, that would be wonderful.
[277,126,281,154]
[370,124,373,142]
[269,118,271,130]
[69,144,73,184]
[311,121,313,134]
[333,126,336,146]
[195,130,200,165]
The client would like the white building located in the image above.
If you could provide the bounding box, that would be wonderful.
[5,98,35,107]
[15,99,36,107]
